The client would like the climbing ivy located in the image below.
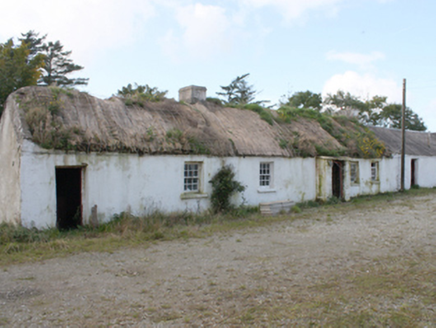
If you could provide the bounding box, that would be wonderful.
[209,165,245,213]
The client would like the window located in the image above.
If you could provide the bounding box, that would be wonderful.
[259,162,272,187]
[184,163,201,192]
[350,161,359,184]
[371,162,379,182]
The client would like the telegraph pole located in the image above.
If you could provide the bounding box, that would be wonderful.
[400,78,406,192]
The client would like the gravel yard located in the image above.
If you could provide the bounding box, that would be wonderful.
[1,193,435,327]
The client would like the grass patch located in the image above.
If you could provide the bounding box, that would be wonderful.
[219,251,436,326]
[243,103,274,125]
[2,188,436,267]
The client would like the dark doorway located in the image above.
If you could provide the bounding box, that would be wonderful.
[411,159,417,187]
[56,167,82,230]
[332,161,343,199]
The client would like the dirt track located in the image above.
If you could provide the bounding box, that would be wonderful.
[1,194,435,327]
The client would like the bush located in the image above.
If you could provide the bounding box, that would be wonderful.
[117,83,167,106]
[209,166,245,213]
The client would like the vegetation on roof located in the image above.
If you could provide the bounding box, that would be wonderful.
[11,86,388,158]
[276,106,387,158]
[117,83,167,107]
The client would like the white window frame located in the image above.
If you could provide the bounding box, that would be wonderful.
[258,162,275,192]
[370,161,379,182]
[184,162,202,192]
[349,161,359,185]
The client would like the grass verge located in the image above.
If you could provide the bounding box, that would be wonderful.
[1,187,436,267]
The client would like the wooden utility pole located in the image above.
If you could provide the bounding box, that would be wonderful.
[400,78,406,192]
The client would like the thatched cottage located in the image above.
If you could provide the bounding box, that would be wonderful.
[1,86,435,229]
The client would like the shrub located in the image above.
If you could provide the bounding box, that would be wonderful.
[209,165,245,213]
[117,83,167,107]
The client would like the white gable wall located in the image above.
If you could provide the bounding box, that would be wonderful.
[19,142,316,228]
[0,107,22,225]
[399,154,436,189]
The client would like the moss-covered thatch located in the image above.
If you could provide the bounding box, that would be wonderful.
[8,86,390,158]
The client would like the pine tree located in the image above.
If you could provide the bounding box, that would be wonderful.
[19,30,46,59]
[217,73,267,106]
[19,30,88,87]
[39,41,88,87]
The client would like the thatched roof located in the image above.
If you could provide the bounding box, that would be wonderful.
[5,86,391,158]
[369,126,436,156]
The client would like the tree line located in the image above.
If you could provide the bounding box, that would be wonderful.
[215,74,426,131]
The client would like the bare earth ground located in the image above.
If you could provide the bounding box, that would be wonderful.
[1,194,435,327]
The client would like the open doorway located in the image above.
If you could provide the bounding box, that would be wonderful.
[56,167,82,230]
[411,159,418,187]
[332,161,343,199]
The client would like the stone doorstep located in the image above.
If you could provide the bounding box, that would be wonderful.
[259,200,295,216]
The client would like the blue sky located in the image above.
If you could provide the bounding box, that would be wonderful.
[2,0,436,130]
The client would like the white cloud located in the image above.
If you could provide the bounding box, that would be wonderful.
[238,0,393,22]
[174,3,233,58]
[159,30,182,63]
[322,71,402,103]
[0,0,156,65]
[240,0,343,21]
[326,51,385,68]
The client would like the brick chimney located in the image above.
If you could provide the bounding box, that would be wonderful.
[179,85,207,104]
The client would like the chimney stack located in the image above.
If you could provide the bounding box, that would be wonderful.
[179,85,207,104]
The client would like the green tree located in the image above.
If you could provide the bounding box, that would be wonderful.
[0,39,44,116]
[19,30,46,58]
[39,41,88,86]
[1,31,88,117]
[217,73,267,106]
[325,90,426,131]
[20,30,88,87]
[356,95,388,126]
[380,104,426,131]
[117,83,167,106]
[282,90,322,110]
[323,90,366,113]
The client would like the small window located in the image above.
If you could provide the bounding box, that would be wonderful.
[184,163,201,192]
[259,162,273,187]
[350,162,359,184]
[371,162,379,182]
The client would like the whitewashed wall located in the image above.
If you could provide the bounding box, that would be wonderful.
[19,141,317,228]
[16,140,436,229]
[399,154,436,189]
[316,157,398,200]
[344,157,399,199]
[0,107,22,225]
[316,154,436,201]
